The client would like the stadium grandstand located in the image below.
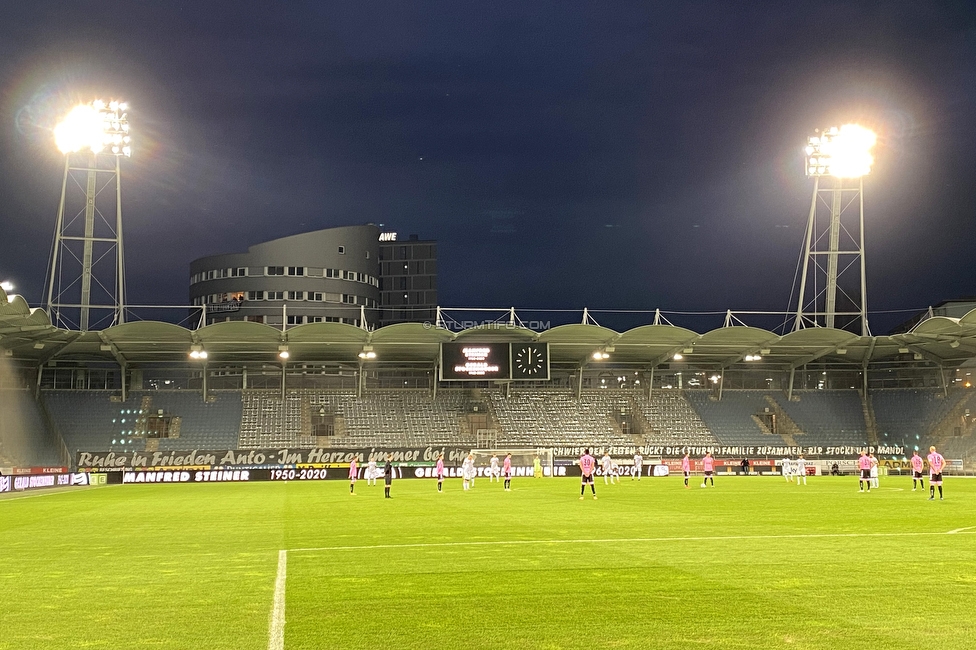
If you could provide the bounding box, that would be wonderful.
[2,284,976,471]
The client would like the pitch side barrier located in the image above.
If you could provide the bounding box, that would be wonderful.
[0,472,102,495]
[78,444,936,485]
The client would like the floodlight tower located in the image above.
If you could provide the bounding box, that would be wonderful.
[45,100,131,331]
[794,124,876,335]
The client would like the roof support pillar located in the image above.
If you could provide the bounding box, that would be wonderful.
[120,362,127,403]
[787,367,796,402]
[242,366,248,390]
[717,368,725,401]
[203,362,209,403]
[280,362,286,402]
[860,336,876,399]
[357,361,363,399]
[431,361,438,399]
[577,363,584,400]
[34,363,43,400]
[647,367,654,399]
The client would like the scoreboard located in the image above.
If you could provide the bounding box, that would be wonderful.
[439,342,549,381]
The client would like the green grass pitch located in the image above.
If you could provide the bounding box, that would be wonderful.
[1,475,974,649]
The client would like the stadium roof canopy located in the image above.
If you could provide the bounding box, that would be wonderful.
[3,289,976,369]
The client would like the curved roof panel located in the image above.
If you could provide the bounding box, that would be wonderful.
[454,326,538,342]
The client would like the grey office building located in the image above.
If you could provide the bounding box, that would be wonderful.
[190,225,438,329]
[378,234,438,326]
[189,225,381,328]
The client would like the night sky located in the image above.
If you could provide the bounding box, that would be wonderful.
[1,1,974,333]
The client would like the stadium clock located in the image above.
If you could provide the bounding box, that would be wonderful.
[511,343,549,380]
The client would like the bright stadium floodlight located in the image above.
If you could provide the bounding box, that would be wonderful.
[805,124,876,179]
[47,99,132,332]
[53,100,132,157]
[0,280,13,292]
[793,122,875,341]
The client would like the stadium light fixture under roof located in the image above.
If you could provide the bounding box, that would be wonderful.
[805,124,876,178]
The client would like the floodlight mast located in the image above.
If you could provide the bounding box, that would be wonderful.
[45,100,131,331]
[793,125,875,336]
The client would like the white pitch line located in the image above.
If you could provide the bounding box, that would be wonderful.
[0,486,102,503]
[289,529,976,554]
[268,550,287,650]
[948,525,976,535]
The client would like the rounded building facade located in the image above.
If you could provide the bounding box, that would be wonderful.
[189,225,381,328]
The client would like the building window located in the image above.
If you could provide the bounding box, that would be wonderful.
[287,291,304,300]
[338,246,345,254]
[245,315,265,323]
[343,295,356,304]
[267,291,284,300]
[267,266,285,276]
[399,277,408,290]
[287,315,304,325]
[287,266,305,276]
[326,268,340,278]
[246,290,263,301]
[311,292,323,301]
[232,267,247,277]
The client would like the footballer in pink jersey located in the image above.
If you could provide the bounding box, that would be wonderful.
[436,454,445,493]
[348,457,358,495]
[503,453,513,491]
[579,449,597,499]
[682,453,691,488]
[910,451,925,491]
[927,446,946,500]
[857,451,872,492]
[701,452,715,487]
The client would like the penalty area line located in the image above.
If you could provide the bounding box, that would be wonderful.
[289,529,976,554]
[268,550,287,650]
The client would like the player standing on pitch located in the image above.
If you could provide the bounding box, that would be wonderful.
[366,458,378,486]
[600,451,613,485]
[436,453,445,492]
[633,451,643,481]
[927,446,946,501]
[910,450,925,492]
[489,454,500,483]
[682,453,691,488]
[857,450,872,493]
[462,454,476,491]
[349,456,358,495]
[579,448,597,499]
[383,454,394,499]
[533,454,543,478]
[794,455,807,485]
[869,453,880,489]
[701,452,715,487]
[503,453,513,491]
[781,456,792,482]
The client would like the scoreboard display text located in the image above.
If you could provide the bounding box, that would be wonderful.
[439,342,549,381]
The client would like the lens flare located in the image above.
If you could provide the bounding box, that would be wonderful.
[804,124,876,178]
[54,104,106,154]
[53,100,132,156]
